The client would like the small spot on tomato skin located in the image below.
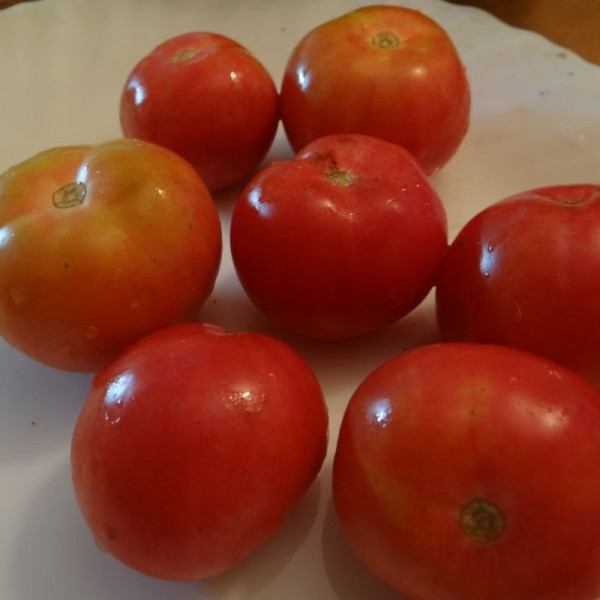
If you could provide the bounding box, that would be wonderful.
[306,149,341,171]
[95,526,118,553]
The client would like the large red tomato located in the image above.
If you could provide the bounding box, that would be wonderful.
[435,184,600,385]
[71,322,328,581]
[0,139,221,372]
[120,32,279,192]
[280,5,470,175]
[230,133,448,340]
[333,342,600,600]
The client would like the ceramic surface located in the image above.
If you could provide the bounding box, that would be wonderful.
[1,1,599,598]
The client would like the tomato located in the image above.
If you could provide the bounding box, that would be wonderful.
[0,139,221,372]
[230,133,447,340]
[71,321,328,581]
[280,5,470,175]
[333,342,600,600]
[120,32,279,192]
[435,184,600,385]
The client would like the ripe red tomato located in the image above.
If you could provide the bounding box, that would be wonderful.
[435,184,600,385]
[120,32,279,192]
[333,342,600,600]
[0,139,221,372]
[280,5,470,175]
[230,133,448,339]
[71,322,328,581]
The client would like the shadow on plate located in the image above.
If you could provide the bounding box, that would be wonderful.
[7,458,207,599]
[8,457,322,600]
[0,345,92,464]
[321,493,408,600]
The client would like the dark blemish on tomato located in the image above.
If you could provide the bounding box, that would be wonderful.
[460,498,506,543]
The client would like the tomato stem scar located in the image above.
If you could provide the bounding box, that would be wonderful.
[171,48,198,62]
[326,169,357,187]
[460,498,506,543]
[52,182,87,208]
[372,31,400,49]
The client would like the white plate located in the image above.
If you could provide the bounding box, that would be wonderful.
[1,1,599,599]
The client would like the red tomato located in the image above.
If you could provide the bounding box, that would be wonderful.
[333,342,600,600]
[0,139,221,372]
[120,32,279,192]
[71,322,328,581]
[230,133,448,339]
[280,5,470,175]
[435,184,600,385]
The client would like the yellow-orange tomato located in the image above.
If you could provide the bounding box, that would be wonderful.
[0,139,222,372]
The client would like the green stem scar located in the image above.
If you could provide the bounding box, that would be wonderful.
[171,48,198,62]
[326,169,357,187]
[460,498,506,543]
[53,182,87,208]
[372,31,400,49]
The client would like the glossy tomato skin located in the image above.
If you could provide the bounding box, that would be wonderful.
[436,184,600,385]
[71,322,328,581]
[230,134,448,340]
[333,342,600,600]
[280,5,470,175]
[0,139,221,372]
[120,32,279,192]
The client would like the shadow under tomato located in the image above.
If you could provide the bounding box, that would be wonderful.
[321,492,409,600]
[7,458,208,600]
[0,342,92,464]
[207,477,323,598]
[197,280,442,438]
